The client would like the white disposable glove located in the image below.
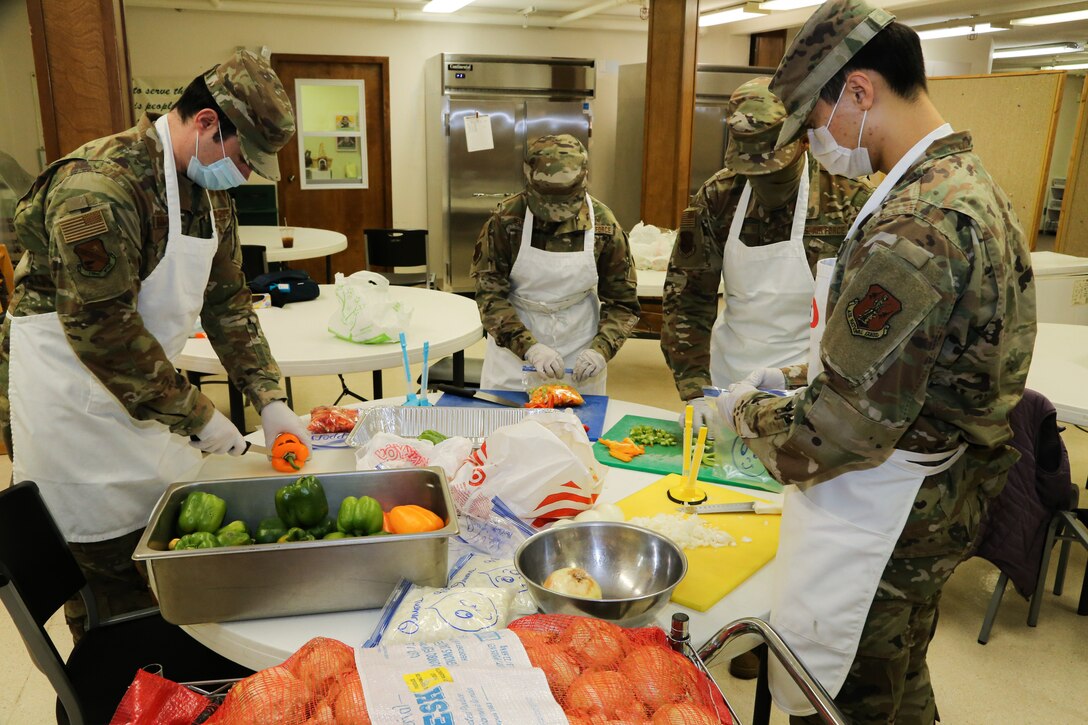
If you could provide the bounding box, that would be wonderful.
[526,343,565,379]
[260,400,312,449]
[572,349,606,382]
[742,367,787,392]
[190,410,246,456]
[678,396,717,431]
[717,382,758,434]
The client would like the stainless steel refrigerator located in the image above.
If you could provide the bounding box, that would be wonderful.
[612,63,775,231]
[425,54,595,292]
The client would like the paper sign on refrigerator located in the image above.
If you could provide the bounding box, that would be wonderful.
[464,114,494,152]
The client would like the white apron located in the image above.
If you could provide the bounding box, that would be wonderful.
[711,157,813,389]
[10,114,217,542]
[480,196,604,394]
[770,123,958,714]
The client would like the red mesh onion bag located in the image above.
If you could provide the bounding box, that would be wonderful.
[205,637,369,725]
[108,668,212,725]
[509,614,732,724]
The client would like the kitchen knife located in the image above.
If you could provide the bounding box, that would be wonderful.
[433,383,524,408]
[678,501,783,515]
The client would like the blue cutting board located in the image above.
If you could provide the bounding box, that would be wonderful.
[436,390,608,441]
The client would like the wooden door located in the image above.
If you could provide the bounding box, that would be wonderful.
[271,54,392,282]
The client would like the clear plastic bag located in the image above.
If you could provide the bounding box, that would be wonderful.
[364,578,514,647]
[704,386,782,489]
[327,271,412,344]
[447,549,537,616]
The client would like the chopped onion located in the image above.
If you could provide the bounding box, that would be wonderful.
[627,513,737,549]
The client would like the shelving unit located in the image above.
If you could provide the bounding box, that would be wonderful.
[1042,177,1065,234]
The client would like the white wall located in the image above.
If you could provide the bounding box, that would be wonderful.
[922,35,994,77]
[125,8,748,231]
[0,0,42,176]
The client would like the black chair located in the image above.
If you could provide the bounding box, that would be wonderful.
[0,481,252,724]
[227,184,278,227]
[364,228,433,288]
[240,243,269,283]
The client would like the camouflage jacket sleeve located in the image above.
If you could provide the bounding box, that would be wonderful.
[199,196,285,413]
[660,174,738,401]
[733,214,972,488]
[45,170,217,435]
[589,201,640,361]
[472,206,537,359]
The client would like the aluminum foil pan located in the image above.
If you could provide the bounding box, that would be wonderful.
[346,405,551,448]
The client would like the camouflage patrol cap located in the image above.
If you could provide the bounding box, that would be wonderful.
[770,0,895,149]
[724,77,803,176]
[523,134,588,222]
[204,49,295,180]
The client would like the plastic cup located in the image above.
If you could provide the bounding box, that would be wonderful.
[280,226,294,248]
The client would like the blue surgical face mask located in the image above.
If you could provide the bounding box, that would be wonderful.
[186,133,247,190]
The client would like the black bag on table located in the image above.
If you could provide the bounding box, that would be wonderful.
[247,269,320,308]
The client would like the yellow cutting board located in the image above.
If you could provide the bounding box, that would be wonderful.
[616,474,780,612]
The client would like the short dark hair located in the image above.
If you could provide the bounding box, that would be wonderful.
[819,22,927,103]
[172,75,237,140]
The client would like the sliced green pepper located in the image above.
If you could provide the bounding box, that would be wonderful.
[336,495,384,536]
[418,429,448,444]
[274,475,329,528]
[306,518,336,539]
[174,531,221,550]
[177,492,227,534]
[255,516,288,544]
[277,527,316,543]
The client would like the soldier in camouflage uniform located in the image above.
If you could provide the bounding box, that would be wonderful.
[660,77,870,430]
[716,2,1036,723]
[473,134,639,394]
[0,49,310,640]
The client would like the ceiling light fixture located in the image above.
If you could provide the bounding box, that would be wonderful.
[759,0,824,10]
[1042,62,1088,70]
[699,3,769,27]
[916,23,1008,41]
[1012,10,1088,26]
[993,42,1083,59]
[422,0,475,13]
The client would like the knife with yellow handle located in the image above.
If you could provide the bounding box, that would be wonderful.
[677,501,783,515]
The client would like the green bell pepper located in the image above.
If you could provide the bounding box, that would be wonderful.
[305,518,336,539]
[177,492,227,534]
[216,520,253,547]
[336,495,384,536]
[275,476,329,528]
[323,531,352,540]
[277,527,316,543]
[255,517,288,544]
[418,429,448,444]
[174,531,221,550]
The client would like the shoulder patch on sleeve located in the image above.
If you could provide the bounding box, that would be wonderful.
[71,238,118,277]
[594,222,614,235]
[846,284,901,339]
[57,208,109,244]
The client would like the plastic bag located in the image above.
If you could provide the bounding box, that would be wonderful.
[364,579,514,647]
[108,668,212,725]
[527,383,585,409]
[449,411,603,528]
[354,431,473,480]
[628,221,677,271]
[453,494,539,559]
[327,270,412,344]
[448,550,537,616]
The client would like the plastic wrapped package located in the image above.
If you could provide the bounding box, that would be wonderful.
[364,579,515,647]
[448,549,537,616]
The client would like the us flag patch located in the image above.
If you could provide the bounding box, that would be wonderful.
[58,209,108,244]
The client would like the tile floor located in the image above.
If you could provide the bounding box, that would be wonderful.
[1,337,1085,723]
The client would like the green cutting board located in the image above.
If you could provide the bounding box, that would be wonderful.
[594,415,783,494]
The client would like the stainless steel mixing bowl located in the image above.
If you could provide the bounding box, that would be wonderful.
[514,521,687,627]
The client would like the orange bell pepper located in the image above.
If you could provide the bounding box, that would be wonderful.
[598,437,645,463]
[271,433,310,473]
[386,504,444,534]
